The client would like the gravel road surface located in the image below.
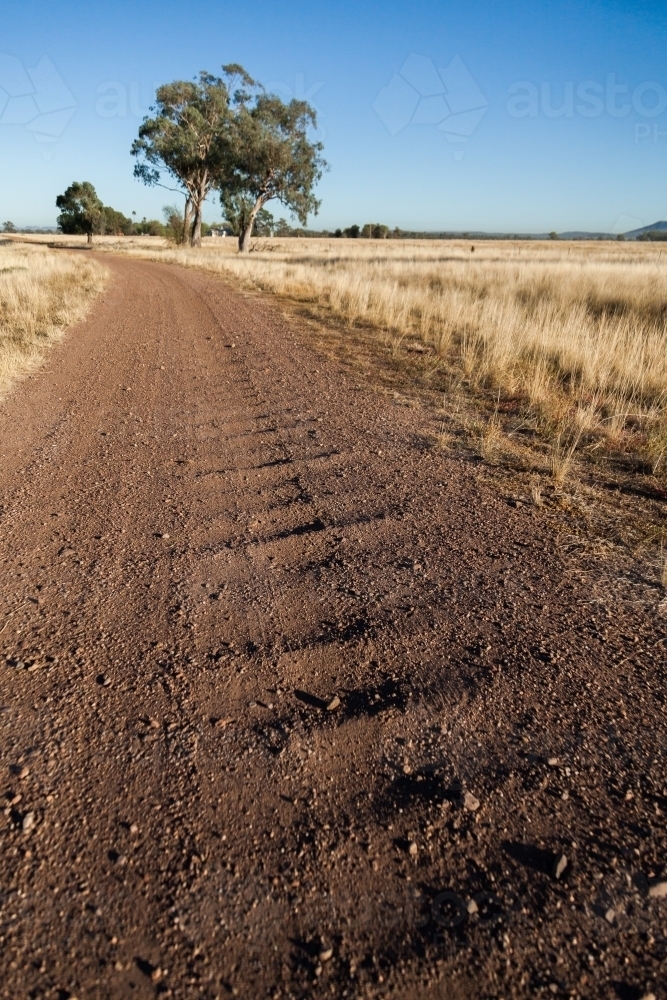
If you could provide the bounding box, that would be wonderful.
[0,257,665,999]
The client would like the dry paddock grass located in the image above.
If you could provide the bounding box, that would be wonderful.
[32,233,667,480]
[0,241,106,398]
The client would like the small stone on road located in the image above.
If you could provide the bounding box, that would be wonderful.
[463,792,480,812]
[553,853,568,879]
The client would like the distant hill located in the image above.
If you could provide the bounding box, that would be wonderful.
[624,221,667,238]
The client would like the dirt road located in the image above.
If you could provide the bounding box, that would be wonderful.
[0,256,665,1000]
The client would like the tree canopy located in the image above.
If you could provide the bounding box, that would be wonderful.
[102,205,134,236]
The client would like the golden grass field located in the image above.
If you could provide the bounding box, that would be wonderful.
[0,240,106,398]
[17,234,667,478]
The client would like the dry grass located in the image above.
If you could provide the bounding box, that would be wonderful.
[41,233,667,476]
[530,479,544,508]
[0,241,106,398]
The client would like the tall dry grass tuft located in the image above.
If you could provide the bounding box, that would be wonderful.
[549,433,582,485]
[89,235,667,470]
[0,242,106,397]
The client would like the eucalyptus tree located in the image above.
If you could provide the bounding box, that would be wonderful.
[222,94,326,252]
[131,66,254,247]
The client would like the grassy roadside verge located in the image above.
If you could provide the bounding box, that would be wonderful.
[0,241,107,399]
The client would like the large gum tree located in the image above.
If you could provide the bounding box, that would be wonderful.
[131,66,253,247]
[223,95,326,252]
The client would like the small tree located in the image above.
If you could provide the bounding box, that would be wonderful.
[2,221,16,233]
[224,94,326,252]
[102,206,134,236]
[136,218,166,237]
[344,224,360,238]
[162,204,188,244]
[274,217,292,237]
[254,208,275,237]
[361,222,389,239]
[56,182,104,244]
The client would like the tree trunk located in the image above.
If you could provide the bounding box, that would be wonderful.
[190,181,208,248]
[182,198,193,245]
[191,204,202,247]
[238,223,251,253]
[87,231,93,245]
[238,196,265,253]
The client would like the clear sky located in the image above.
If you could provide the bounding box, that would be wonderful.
[1,0,666,232]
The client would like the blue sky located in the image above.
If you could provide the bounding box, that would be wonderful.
[1,0,666,232]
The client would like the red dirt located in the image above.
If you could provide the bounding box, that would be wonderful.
[0,256,665,1000]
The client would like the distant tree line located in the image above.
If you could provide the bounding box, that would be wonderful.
[636,230,667,241]
[332,224,392,239]
[323,226,497,239]
[53,182,235,244]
